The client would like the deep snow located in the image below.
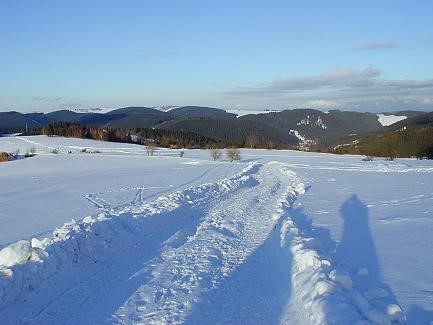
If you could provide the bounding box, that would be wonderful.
[1,136,433,324]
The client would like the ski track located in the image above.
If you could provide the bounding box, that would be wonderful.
[0,161,406,324]
[83,162,227,214]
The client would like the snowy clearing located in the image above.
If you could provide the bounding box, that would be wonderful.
[377,114,407,126]
[1,136,433,324]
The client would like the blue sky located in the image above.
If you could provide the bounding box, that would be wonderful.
[1,0,433,113]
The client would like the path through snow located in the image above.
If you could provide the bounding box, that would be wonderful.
[0,161,406,324]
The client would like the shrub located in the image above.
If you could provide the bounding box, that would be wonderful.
[146,142,156,156]
[0,152,9,162]
[226,147,241,162]
[210,148,222,161]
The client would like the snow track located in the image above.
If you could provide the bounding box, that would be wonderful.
[0,162,406,324]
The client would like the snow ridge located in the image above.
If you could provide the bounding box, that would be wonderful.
[0,162,260,314]
[279,171,405,324]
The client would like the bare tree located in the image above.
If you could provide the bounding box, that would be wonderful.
[245,135,259,149]
[266,141,275,150]
[146,142,156,156]
[210,148,222,161]
[226,147,241,162]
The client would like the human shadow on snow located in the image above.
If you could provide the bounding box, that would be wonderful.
[287,192,405,321]
[336,194,402,313]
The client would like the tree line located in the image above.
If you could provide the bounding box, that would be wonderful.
[330,126,433,159]
[25,122,217,149]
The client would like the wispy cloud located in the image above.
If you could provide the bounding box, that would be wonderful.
[132,51,176,60]
[223,67,382,96]
[32,96,63,102]
[222,67,433,112]
[32,96,46,101]
[352,42,398,51]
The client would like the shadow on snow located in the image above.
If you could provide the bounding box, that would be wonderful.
[336,194,402,312]
[183,217,293,325]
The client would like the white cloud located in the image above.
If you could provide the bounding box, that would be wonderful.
[304,99,340,109]
[222,67,433,112]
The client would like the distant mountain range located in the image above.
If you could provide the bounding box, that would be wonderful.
[0,106,430,150]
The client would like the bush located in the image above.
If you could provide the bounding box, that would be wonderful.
[226,147,241,162]
[0,152,9,162]
[210,148,222,161]
[146,142,156,156]
[25,146,37,158]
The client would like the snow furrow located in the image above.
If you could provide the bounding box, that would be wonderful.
[112,162,297,324]
[0,162,260,320]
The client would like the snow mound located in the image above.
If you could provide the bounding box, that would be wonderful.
[0,241,33,268]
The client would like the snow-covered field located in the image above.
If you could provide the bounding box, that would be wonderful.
[1,136,432,324]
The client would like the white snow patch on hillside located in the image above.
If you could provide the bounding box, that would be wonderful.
[226,109,282,117]
[297,115,327,129]
[289,129,306,142]
[377,114,407,126]
[153,105,180,112]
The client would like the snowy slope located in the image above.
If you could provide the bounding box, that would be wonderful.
[377,114,407,126]
[0,136,242,245]
[1,136,433,324]
[226,108,282,117]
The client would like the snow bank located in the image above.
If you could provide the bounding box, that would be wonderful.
[0,162,260,310]
[0,241,33,267]
[277,168,406,324]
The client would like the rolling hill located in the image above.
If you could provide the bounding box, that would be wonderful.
[1,106,429,149]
